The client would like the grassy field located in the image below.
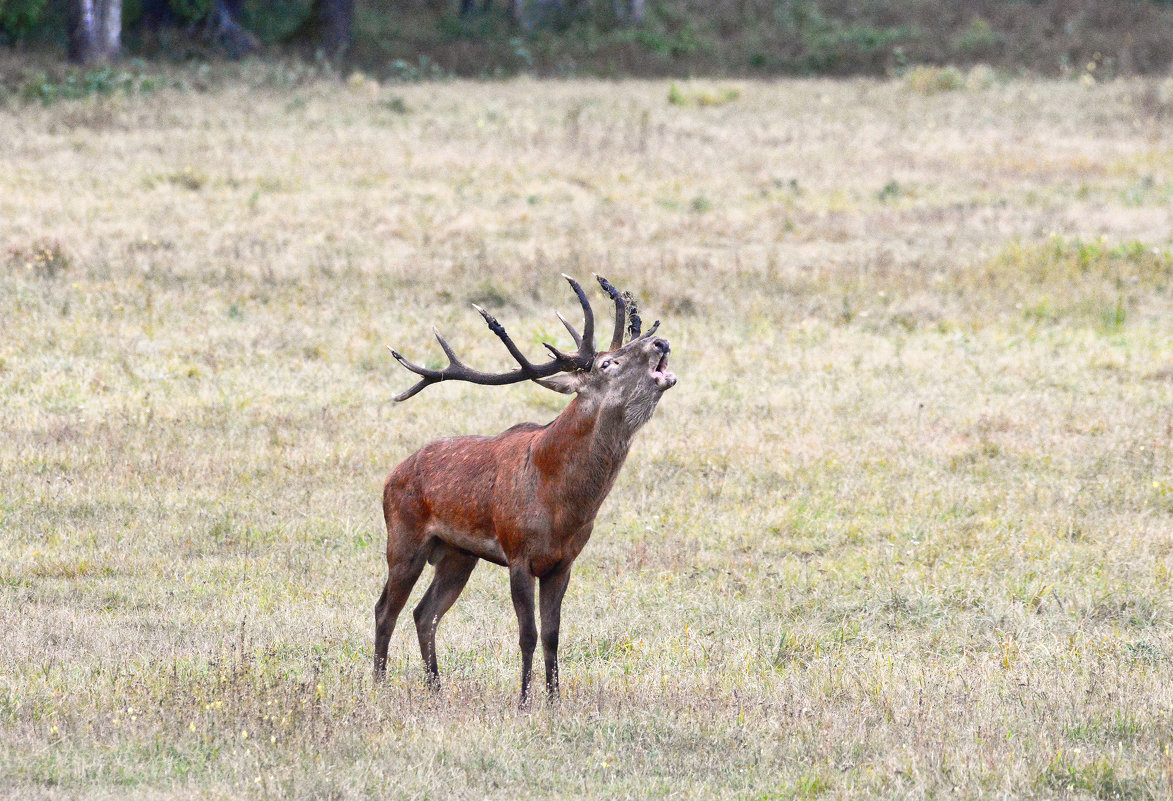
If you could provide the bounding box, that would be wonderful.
[2,67,1172,799]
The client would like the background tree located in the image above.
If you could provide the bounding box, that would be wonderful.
[137,0,257,58]
[459,0,521,25]
[202,0,259,57]
[291,0,354,58]
[0,0,49,40]
[68,0,121,62]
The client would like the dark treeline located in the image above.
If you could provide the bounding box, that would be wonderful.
[2,0,1173,77]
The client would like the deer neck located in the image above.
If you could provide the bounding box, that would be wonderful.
[534,395,635,516]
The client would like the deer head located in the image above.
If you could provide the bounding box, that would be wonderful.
[389,275,676,431]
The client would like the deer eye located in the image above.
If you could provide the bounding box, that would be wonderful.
[599,358,618,371]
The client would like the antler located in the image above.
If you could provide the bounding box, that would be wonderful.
[388,275,598,402]
[594,275,627,351]
[594,274,660,347]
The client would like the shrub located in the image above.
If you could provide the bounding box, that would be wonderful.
[905,64,965,94]
[0,0,47,39]
[951,17,1003,61]
[168,0,211,24]
[667,82,739,107]
[16,66,167,105]
[5,239,71,279]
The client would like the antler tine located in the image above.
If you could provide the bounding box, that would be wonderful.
[432,327,464,366]
[594,274,627,351]
[387,329,473,401]
[387,347,439,402]
[635,320,660,340]
[555,312,583,349]
[561,274,595,358]
[472,303,544,377]
[542,341,579,365]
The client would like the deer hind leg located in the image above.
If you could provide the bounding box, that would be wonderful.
[413,546,478,690]
[373,536,428,682]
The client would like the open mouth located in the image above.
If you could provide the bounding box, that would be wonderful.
[651,353,677,390]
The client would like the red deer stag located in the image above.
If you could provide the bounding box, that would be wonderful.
[375,274,676,703]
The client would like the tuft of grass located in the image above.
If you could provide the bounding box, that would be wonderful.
[1037,753,1154,800]
[690,194,713,213]
[876,179,903,202]
[5,238,71,279]
[904,64,966,94]
[668,82,741,107]
[381,94,409,114]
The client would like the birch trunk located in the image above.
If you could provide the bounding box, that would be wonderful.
[69,0,121,63]
[101,0,121,57]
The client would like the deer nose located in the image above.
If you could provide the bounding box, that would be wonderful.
[652,338,670,355]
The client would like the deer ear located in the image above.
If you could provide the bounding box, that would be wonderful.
[534,372,586,395]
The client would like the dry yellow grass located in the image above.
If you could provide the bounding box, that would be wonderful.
[2,69,1172,799]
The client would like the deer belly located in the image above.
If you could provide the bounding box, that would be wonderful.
[426,521,508,565]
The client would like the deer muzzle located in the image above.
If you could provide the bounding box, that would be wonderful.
[650,338,676,391]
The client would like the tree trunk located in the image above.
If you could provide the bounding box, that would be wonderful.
[69,0,122,63]
[313,0,355,58]
[205,0,259,58]
[517,0,563,32]
[612,0,642,25]
[137,0,176,47]
[291,0,354,60]
[135,0,256,59]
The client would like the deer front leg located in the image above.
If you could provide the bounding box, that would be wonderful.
[509,563,537,705]
[539,566,572,700]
